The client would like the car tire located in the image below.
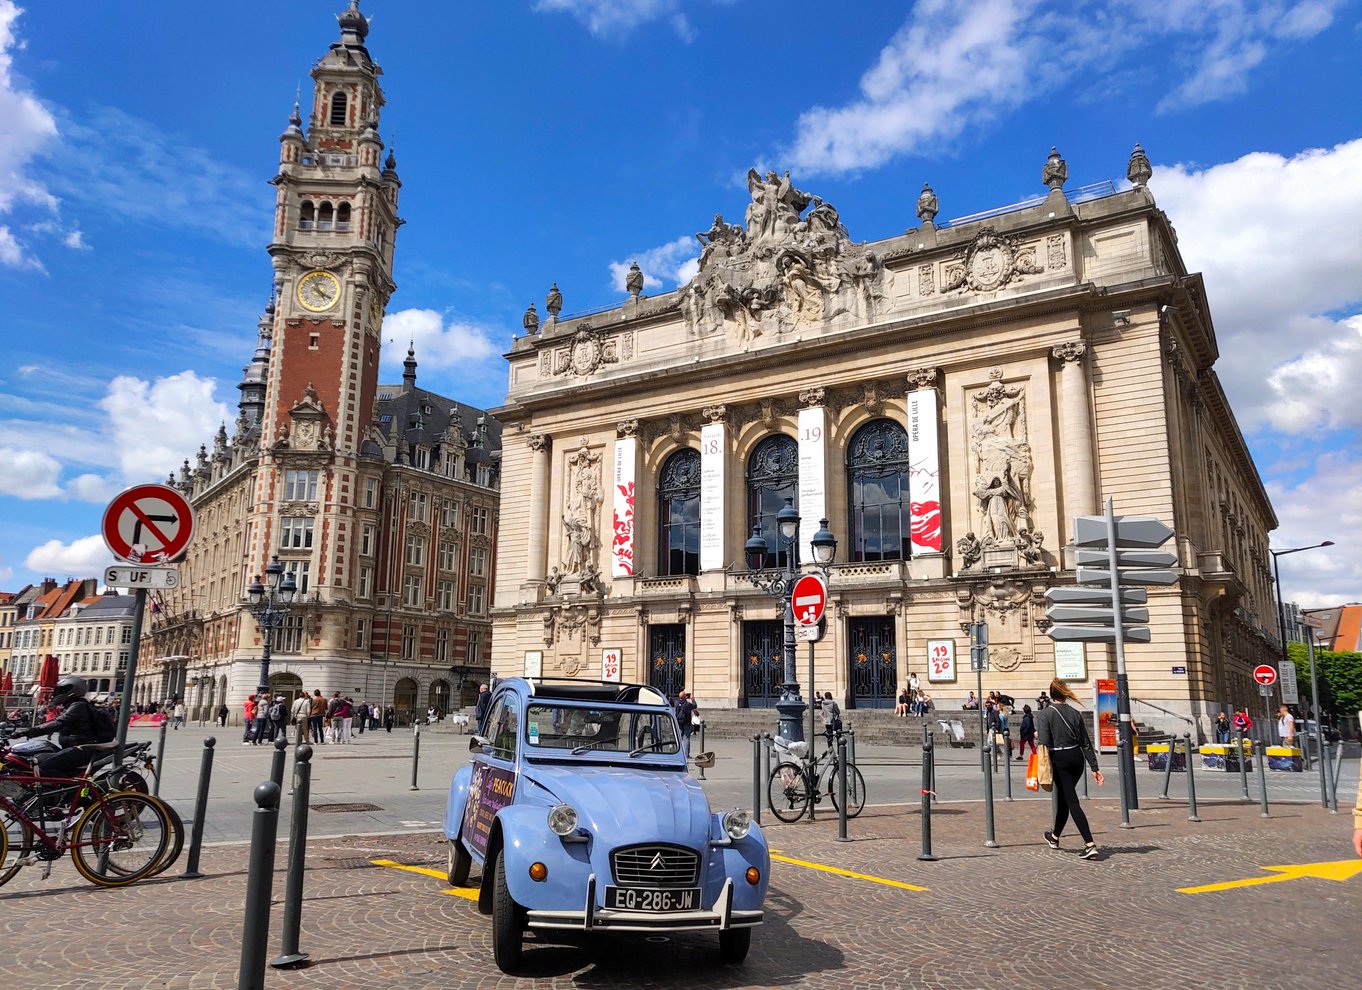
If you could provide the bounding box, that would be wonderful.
[447,836,472,887]
[491,848,523,972]
[718,927,751,963]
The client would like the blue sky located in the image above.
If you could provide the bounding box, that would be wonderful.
[1,0,1359,607]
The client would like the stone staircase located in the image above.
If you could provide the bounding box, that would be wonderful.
[697,708,985,747]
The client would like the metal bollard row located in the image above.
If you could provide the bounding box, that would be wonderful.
[918,726,936,862]
[237,782,281,990]
[1237,728,1251,800]
[981,734,997,848]
[1184,732,1201,823]
[751,735,762,827]
[1255,724,1270,818]
[272,744,313,969]
[181,736,216,879]
[835,734,850,843]
[153,718,169,797]
[410,722,422,791]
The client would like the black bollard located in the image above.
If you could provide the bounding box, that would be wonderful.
[1184,733,1201,823]
[409,722,421,791]
[1160,736,1176,799]
[918,726,936,862]
[272,745,313,969]
[751,735,762,827]
[1003,729,1013,801]
[181,736,217,879]
[698,721,707,780]
[153,718,168,797]
[1116,738,1133,829]
[846,729,857,769]
[270,737,288,791]
[982,736,997,848]
[1237,728,1250,800]
[1255,725,1270,818]
[835,734,850,843]
[237,781,281,990]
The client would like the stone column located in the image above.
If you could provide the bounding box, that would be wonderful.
[1052,341,1095,543]
[525,434,551,589]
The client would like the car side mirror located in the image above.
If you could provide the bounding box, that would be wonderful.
[469,734,490,753]
[692,751,716,769]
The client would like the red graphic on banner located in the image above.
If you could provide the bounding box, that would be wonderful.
[611,481,636,575]
[910,500,942,552]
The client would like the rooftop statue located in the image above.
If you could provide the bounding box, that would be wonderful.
[681,169,883,342]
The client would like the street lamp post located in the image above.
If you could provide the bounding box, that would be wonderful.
[246,555,298,702]
[743,498,837,744]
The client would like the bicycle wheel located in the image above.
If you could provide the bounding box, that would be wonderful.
[828,765,867,818]
[0,811,34,888]
[98,794,184,879]
[767,761,811,823]
[69,792,169,887]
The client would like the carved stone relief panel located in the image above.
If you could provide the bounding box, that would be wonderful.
[966,368,1041,565]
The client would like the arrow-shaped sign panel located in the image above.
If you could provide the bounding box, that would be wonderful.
[1075,567,1178,587]
[1045,605,1150,624]
[1074,549,1179,568]
[1047,625,1152,643]
[1073,515,1175,548]
[1045,586,1149,606]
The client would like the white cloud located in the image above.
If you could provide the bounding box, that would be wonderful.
[98,372,230,482]
[609,235,699,292]
[0,0,59,269]
[62,228,86,249]
[535,0,695,40]
[782,0,1341,176]
[1151,140,1362,433]
[24,534,114,577]
[0,446,61,498]
[1268,450,1362,607]
[380,309,503,378]
[64,473,120,503]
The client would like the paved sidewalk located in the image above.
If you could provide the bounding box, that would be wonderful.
[3,793,1357,989]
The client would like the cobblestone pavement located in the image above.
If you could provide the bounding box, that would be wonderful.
[3,795,1358,990]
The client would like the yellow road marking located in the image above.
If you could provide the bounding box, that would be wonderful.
[1177,860,1362,895]
[769,852,928,891]
[371,858,479,900]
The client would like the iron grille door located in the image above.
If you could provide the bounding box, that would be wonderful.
[848,617,897,710]
[742,620,784,709]
[647,624,686,699]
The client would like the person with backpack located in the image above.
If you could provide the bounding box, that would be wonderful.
[1017,704,1037,760]
[820,691,842,752]
[1037,678,1106,860]
[269,695,289,741]
[8,676,115,778]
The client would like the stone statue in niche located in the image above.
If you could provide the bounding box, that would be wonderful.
[680,168,885,340]
[970,369,1034,548]
[956,531,983,570]
[561,440,603,581]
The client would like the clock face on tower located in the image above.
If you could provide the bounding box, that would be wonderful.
[297,270,341,312]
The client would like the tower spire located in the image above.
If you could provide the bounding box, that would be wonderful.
[403,341,418,392]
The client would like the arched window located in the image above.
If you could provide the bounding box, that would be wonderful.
[329,91,348,126]
[317,202,334,231]
[746,435,798,569]
[846,418,912,562]
[657,449,701,576]
[299,201,315,229]
[336,202,351,230]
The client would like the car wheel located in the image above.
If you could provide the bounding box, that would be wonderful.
[491,849,523,972]
[718,927,751,963]
[447,836,472,887]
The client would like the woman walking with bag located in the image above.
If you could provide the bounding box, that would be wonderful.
[1037,679,1105,860]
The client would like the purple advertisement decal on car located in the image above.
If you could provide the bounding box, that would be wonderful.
[462,762,517,857]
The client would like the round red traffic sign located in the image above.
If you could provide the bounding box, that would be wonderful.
[791,574,828,626]
[1253,664,1277,686]
[102,484,196,565]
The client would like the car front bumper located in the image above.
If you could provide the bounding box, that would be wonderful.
[525,876,763,933]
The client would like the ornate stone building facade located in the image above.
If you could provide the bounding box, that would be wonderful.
[138,4,501,721]
[491,148,1277,734]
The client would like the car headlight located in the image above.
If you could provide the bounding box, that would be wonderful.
[722,808,752,840]
[547,803,578,836]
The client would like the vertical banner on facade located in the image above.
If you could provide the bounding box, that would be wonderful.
[611,437,637,577]
[699,423,725,571]
[906,388,943,554]
[797,406,826,560]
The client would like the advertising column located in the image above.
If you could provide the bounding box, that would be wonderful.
[797,403,826,560]
[906,378,943,556]
[610,430,637,577]
[699,421,726,572]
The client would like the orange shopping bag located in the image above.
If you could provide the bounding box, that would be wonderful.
[1025,750,1040,791]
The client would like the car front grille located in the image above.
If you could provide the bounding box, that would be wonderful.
[610,844,700,888]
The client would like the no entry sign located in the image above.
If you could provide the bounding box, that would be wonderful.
[791,574,828,626]
[1252,664,1277,686]
[102,484,196,564]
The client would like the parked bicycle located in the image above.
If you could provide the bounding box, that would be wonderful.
[766,732,866,823]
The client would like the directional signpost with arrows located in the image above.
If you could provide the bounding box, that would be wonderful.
[1045,500,1179,815]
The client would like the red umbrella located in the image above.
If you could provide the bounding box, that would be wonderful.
[36,655,59,705]
[1,671,12,693]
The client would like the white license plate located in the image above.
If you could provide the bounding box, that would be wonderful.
[603,886,700,912]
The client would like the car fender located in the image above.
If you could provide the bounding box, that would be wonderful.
[712,823,770,913]
[494,804,594,910]
[444,764,473,847]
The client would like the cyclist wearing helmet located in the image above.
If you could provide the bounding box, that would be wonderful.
[7,675,113,777]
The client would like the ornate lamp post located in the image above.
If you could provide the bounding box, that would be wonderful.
[743,498,837,743]
[246,555,297,701]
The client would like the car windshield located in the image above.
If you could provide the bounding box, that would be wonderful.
[524,703,681,756]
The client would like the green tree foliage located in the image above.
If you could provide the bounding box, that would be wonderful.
[1286,642,1362,718]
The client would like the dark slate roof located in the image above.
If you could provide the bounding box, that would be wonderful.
[373,382,503,470]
